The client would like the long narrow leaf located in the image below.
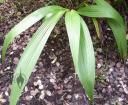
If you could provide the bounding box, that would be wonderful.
[92,18,101,39]
[2,6,66,62]
[65,10,95,100]
[65,10,80,67]
[10,10,65,105]
[78,18,95,100]
[77,0,127,58]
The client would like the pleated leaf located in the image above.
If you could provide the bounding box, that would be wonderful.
[65,10,95,100]
[10,10,65,105]
[65,10,80,67]
[78,18,95,100]
[2,6,65,62]
[77,0,127,58]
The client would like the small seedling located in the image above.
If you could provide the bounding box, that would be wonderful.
[2,0,127,105]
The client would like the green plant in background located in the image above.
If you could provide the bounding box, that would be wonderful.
[0,0,5,3]
[2,0,127,105]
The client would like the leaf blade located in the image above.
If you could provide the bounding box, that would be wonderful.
[10,10,65,105]
[92,18,101,39]
[65,10,95,100]
[77,0,127,58]
[65,10,81,67]
[78,18,95,100]
[2,6,66,62]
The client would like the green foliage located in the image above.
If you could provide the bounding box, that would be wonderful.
[79,18,95,100]
[10,10,66,105]
[2,6,65,62]
[78,0,127,58]
[0,0,5,3]
[65,10,95,100]
[2,0,127,104]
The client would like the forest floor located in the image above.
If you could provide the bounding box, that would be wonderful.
[0,0,128,105]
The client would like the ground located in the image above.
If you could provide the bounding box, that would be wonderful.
[0,0,128,105]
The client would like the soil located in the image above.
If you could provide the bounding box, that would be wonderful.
[0,0,128,105]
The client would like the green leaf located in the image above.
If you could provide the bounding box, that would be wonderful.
[2,6,66,62]
[65,10,80,67]
[78,18,95,100]
[77,0,127,58]
[92,18,101,39]
[65,10,95,100]
[10,10,65,105]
